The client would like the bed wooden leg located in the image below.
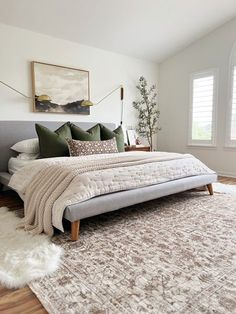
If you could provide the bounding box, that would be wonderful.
[71,220,80,241]
[206,184,214,195]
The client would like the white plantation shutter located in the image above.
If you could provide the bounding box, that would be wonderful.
[189,70,217,145]
[230,66,236,141]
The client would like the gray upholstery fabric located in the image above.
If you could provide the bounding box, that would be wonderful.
[64,174,217,222]
[0,121,116,172]
[0,172,11,189]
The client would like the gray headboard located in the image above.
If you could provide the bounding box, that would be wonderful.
[0,121,116,172]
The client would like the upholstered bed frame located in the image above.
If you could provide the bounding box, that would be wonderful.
[0,120,217,241]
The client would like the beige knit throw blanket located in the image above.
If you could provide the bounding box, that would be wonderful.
[9,152,214,236]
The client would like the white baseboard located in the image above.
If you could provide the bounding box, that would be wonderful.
[217,171,236,178]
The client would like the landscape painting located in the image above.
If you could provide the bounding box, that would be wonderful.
[32,61,90,115]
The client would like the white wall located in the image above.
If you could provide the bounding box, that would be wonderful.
[0,23,158,129]
[159,17,236,177]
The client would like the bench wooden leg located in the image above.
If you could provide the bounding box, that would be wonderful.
[206,184,214,195]
[71,220,80,241]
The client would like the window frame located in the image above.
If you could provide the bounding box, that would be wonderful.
[188,69,218,147]
[225,64,236,148]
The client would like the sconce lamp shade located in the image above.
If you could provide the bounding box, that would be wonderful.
[81,100,94,107]
[37,94,52,102]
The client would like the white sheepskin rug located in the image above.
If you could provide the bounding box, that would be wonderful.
[213,182,236,194]
[0,207,63,289]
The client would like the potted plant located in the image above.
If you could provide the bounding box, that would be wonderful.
[133,76,161,151]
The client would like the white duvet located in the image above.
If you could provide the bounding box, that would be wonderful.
[9,151,215,236]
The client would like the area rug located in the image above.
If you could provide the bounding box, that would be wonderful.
[0,207,63,289]
[29,191,236,314]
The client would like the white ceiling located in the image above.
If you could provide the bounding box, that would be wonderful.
[0,0,236,63]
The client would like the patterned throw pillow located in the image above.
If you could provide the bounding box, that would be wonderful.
[67,138,118,156]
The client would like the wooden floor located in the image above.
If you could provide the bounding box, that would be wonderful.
[0,176,236,314]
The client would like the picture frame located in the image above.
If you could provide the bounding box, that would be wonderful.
[127,129,137,146]
[31,61,90,115]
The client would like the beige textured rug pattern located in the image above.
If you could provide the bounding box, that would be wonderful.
[29,192,236,314]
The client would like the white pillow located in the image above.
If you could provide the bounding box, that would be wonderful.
[17,152,39,160]
[11,138,39,154]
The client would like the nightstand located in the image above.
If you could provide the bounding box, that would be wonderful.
[125,145,151,152]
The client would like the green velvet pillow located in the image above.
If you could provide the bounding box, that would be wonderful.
[35,122,72,158]
[70,123,101,141]
[100,124,124,152]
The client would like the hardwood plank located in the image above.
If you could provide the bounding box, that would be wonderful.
[0,176,235,313]
[218,176,236,185]
[0,287,47,313]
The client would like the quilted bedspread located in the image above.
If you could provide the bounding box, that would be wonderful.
[9,151,215,236]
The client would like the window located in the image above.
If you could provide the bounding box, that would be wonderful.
[188,70,218,146]
[228,66,236,145]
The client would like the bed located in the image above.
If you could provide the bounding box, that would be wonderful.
[0,121,217,241]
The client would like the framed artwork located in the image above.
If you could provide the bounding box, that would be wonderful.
[127,129,137,146]
[31,61,90,115]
